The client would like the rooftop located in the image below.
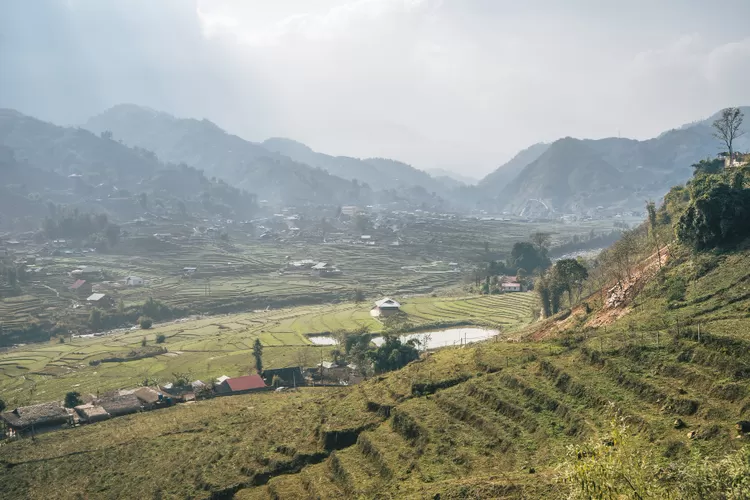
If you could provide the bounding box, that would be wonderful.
[70,279,87,290]
[87,293,107,302]
[1,402,69,428]
[224,374,266,392]
[375,297,401,308]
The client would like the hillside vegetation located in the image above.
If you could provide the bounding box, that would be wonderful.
[3,163,750,498]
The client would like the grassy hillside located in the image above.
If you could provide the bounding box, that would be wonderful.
[2,241,750,498]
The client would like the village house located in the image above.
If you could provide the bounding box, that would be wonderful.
[311,262,342,277]
[371,297,402,317]
[262,367,305,387]
[71,266,102,279]
[125,276,145,287]
[74,403,110,424]
[341,205,360,217]
[69,279,92,297]
[216,374,267,395]
[86,293,113,308]
[97,394,142,417]
[1,402,71,436]
[501,282,522,292]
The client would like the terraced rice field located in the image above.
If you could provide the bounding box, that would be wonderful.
[0,293,536,406]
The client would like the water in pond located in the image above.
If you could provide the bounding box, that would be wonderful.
[308,336,338,346]
[371,327,500,350]
[308,327,500,349]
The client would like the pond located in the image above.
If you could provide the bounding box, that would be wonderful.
[307,327,500,350]
[371,327,500,350]
[308,335,339,346]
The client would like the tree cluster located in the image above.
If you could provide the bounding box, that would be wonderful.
[42,208,120,247]
[536,258,588,316]
[677,182,750,251]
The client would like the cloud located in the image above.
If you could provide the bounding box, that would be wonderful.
[199,0,438,46]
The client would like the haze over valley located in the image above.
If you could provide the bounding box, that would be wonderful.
[1,2,750,499]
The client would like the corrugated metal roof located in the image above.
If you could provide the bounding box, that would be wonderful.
[224,374,266,392]
[70,279,87,289]
[87,293,106,301]
[375,297,400,308]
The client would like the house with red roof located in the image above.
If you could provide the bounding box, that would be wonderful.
[69,279,92,297]
[216,374,267,395]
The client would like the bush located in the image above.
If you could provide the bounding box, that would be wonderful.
[156,334,166,344]
[665,276,687,302]
[64,391,82,408]
[677,183,750,251]
[139,316,153,329]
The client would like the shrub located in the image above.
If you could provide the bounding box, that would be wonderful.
[64,391,82,408]
[139,317,153,329]
[155,334,166,344]
[665,276,687,302]
[677,182,750,251]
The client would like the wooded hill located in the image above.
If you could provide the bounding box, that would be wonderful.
[0,108,258,227]
[478,106,750,215]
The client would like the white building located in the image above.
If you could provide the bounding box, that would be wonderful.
[125,276,145,287]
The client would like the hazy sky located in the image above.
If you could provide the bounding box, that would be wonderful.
[2,0,750,176]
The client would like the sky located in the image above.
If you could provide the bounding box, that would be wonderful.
[2,0,750,177]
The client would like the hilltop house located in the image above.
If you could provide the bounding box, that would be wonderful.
[216,374,267,395]
[724,152,749,169]
[0,402,71,435]
[69,279,92,297]
[371,297,401,317]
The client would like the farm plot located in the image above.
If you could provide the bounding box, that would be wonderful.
[0,293,536,405]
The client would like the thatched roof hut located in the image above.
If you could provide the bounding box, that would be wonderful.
[0,402,70,430]
[74,404,110,423]
[97,394,141,417]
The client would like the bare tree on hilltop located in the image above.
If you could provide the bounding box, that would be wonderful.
[713,107,745,162]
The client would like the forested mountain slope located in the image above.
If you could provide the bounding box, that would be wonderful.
[480,107,750,214]
[0,108,258,224]
[85,104,372,206]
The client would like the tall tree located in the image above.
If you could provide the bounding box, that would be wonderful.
[507,242,551,275]
[530,231,551,251]
[713,107,745,163]
[552,259,589,306]
[252,338,264,374]
[645,201,662,269]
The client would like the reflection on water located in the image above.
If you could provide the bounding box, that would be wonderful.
[308,327,500,350]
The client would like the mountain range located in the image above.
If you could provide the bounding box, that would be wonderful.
[84,105,457,208]
[2,104,747,219]
[478,107,750,215]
